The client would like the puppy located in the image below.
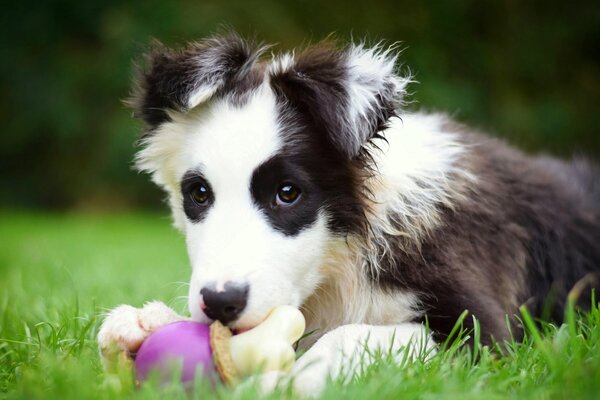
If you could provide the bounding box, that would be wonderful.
[98,33,600,395]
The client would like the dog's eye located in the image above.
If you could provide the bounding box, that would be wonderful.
[276,183,301,205]
[190,184,210,205]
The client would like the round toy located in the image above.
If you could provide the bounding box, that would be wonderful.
[134,321,215,384]
[134,306,305,387]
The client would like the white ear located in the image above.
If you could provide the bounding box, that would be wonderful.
[342,43,410,154]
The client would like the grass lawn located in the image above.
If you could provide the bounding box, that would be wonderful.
[1,211,599,399]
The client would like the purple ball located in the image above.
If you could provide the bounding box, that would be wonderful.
[135,321,216,385]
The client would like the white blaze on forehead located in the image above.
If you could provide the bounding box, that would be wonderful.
[182,84,285,274]
[137,81,333,328]
[178,87,297,288]
[180,84,283,192]
[136,83,284,229]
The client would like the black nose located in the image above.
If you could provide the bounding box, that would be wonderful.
[200,283,249,324]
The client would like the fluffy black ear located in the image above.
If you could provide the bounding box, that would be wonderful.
[130,33,267,127]
[269,41,409,158]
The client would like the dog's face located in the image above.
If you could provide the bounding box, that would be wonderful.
[173,87,334,329]
[133,34,407,329]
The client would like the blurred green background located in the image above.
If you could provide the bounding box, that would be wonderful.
[1,0,599,211]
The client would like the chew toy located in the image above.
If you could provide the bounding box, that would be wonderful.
[134,306,305,386]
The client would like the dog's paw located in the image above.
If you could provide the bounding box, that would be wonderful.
[234,370,288,397]
[288,323,436,397]
[136,301,183,333]
[97,301,182,371]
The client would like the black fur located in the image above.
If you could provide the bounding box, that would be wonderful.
[132,33,600,347]
[269,41,400,158]
[250,155,322,236]
[181,170,215,222]
[268,47,600,345]
[250,127,368,237]
[130,33,266,129]
[376,132,600,344]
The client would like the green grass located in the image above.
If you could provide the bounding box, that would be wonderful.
[1,211,599,399]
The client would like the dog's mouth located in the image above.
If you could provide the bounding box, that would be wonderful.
[228,306,281,334]
[229,316,267,334]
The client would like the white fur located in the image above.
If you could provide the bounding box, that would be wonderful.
[361,113,474,276]
[98,43,477,396]
[267,52,295,75]
[299,113,468,341]
[103,107,465,395]
[293,323,434,395]
[265,44,411,157]
[97,301,182,367]
[186,38,259,109]
[343,44,410,154]
[138,83,333,330]
[301,237,421,348]
[257,323,435,397]
[187,85,222,110]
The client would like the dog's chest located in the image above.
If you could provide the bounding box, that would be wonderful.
[299,266,420,349]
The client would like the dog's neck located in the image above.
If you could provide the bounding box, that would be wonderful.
[299,236,420,349]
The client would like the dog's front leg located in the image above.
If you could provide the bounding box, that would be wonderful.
[97,301,185,372]
[288,323,435,397]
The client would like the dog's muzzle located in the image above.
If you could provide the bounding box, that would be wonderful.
[200,282,249,324]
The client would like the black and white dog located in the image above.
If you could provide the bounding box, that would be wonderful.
[98,33,600,395]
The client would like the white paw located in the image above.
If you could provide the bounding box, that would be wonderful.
[97,301,182,370]
[137,301,182,332]
[289,323,436,397]
[291,368,328,398]
[235,371,288,396]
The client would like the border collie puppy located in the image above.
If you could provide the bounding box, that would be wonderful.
[98,33,600,395]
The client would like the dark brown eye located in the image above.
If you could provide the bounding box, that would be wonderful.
[191,184,210,205]
[276,183,301,205]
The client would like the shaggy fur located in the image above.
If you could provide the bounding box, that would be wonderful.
[129,32,600,348]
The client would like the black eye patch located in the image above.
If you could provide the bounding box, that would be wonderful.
[181,170,214,222]
[250,156,322,236]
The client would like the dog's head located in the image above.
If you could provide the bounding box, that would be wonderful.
[131,33,408,329]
